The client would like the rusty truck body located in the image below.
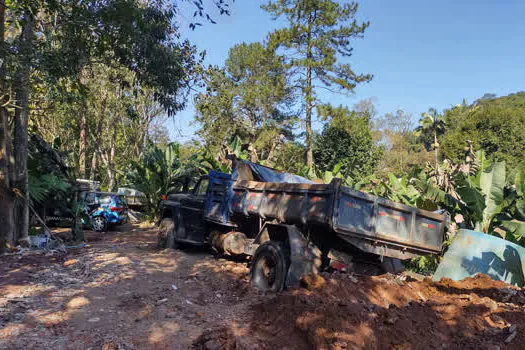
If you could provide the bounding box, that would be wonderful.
[158,159,446,292]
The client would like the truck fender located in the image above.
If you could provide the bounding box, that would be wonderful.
[253,223,322,288]
[159,200,180,220]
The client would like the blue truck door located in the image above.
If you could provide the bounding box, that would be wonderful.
[204,171,233,226]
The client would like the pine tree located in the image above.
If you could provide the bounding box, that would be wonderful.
[262,0,372,166]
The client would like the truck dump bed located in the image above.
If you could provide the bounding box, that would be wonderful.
[204,161,446,260]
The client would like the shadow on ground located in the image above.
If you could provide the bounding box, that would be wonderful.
[0,224,253,349]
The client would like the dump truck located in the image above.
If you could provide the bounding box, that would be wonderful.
[157,159,447,292]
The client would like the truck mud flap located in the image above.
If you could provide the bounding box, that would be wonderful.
[250,224,322,288]
[286,226,322,287]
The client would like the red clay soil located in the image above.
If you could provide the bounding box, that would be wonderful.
[1,224,524,349]
[193,274,525,350]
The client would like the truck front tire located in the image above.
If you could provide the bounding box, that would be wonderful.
[251,241,289,293]
[158,217,176,249]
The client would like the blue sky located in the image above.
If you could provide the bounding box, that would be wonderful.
[167,0,525,143]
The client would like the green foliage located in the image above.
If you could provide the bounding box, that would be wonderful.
[5,0,206,195]
[476,161,506,233]
[126,142,204,213]
[225,42,292,119]
[373,109,433,176]
[26,132,72,215]
[46,1,200,113]
[425,157,525,244]
[453,174,485,224]
[195,42,295,162]
[28,174,69,205]
[383,174,421,207]
[416,108,446,152]
[313,104,382,182]
[441,92,525,167]
[0,0,226,245]
[198,150,230,174]
[313,124,382,182]
[263,0,372,92]
[404,255,440,276]
[272,141,307,174]
[194,67,238,153]
[315,162,344,185]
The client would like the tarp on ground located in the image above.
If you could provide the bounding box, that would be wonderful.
[233,160,314,184]
[433,229,525,287]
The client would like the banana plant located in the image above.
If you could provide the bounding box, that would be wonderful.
[198,149,231,173]
[28,173,70,204]
[493,163,525,242]
[316,162,343,184]
[296,165,316,180]
[382,174,421,206]
[127,142,205,214]
[475,161,506,233]
[458,158,525,243]
[228,135,249,160]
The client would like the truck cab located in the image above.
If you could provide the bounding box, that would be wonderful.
[158,175,211,246]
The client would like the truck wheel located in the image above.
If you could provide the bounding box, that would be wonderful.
[92,216,107,232]
[251,241,289,293]
[158,217,176,249]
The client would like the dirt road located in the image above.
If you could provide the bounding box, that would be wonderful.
[1,224,525,349]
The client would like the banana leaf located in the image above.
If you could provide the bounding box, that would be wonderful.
[478,161,506,232]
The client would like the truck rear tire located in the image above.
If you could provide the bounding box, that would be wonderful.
[158,217,176,249]
[251,241,289,293]
[381,257,405,274]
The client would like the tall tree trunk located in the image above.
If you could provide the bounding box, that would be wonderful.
[141,124,147,155]
[0,108,13,252]
[13,9,33,246]
[106,127,117,192]
[90,122,101,181]
[305,65,313,167]
[140,115,152,157]
[107,150,115,192]
[90,95,106,180]
[78,107,87,178]
[266,137,278,163]
[305,15,313,167]
[0,0,14,251]
[89,151,97,181]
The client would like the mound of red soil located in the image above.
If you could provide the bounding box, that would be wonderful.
[192,328,240,350]
[195,273,525,350]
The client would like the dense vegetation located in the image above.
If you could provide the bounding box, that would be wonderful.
[440,92,525,167]
[0,0,524,258]
[0,0,231,248]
